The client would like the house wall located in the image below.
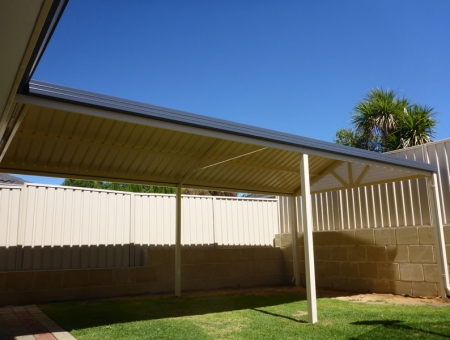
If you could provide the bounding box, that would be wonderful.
[276,225,450,297]
[0,246,283,306]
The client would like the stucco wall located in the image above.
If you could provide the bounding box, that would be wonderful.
[0,246,282,306]
[277,225,450,297]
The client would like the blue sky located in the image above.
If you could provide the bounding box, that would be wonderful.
[16,0,450,185]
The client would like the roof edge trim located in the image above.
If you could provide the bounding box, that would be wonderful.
[17,0,69,94]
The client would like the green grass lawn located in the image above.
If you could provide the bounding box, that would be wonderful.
[40,289,450,340]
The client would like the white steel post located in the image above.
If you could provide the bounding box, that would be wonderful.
[428,174,450,300]
[300,153,318,323]
[175,185,182,297]
[290,196,300,286]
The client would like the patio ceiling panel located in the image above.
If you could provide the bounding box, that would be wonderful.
[186,150,283,192]
[2,102,299,194]
[358,166,422,185]
[310,173,343,193]
[1,89,436,197]
[1,81,437,196]
[348,163,368,184]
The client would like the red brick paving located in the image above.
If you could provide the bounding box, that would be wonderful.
[13,307,56,339]
[0,305,75,339]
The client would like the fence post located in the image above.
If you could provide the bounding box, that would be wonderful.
[129,192,135,267]
[15,183,29,270]
[276,196,281,235]
[175,185,182,297]
[290,196,300,286]
[278,197,286,234]
[212,196,216,248]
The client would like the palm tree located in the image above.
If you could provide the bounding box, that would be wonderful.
[348,88,438,152]
[351,88,410,152]
[395,104,437,148]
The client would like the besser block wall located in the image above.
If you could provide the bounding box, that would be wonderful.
[1,226,449,305]
[276,225,450,297]
[0,246,282,305]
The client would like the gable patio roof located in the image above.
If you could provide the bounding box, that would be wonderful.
[0,79,437,196]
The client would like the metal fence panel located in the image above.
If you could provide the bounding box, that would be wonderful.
[18,184,132,270]
[134,194,174,246]
[279,140,450,232]
[133,194,215,246]
[0,184,280,271]
[0,186,21,271]
[212,197,279,246]
[181,195,214,246]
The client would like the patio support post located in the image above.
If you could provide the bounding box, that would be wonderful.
[427,174,450,300]
[300,153,318,324]
[290,196,300,286]
[175,184,182,297]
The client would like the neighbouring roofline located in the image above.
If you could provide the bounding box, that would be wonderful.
[0,173,28,185]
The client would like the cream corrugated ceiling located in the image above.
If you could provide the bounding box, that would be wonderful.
[0,82,435,196]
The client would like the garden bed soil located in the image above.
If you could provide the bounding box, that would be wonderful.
[95,285,449,307]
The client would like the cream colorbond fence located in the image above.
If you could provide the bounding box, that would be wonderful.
[279,139,450,233]
[0,186,21,271]
[0,184,279,271]
[133,193,279,247]
[389,140,450,225]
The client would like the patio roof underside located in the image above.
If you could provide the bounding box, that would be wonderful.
[0,82,436,196]
[0,0,437,195]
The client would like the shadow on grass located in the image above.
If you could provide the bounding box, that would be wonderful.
[41,293,307,331]
[252,308,307,323]
[350,320,450,339]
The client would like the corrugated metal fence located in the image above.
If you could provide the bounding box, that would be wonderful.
[280,139,450,233]
[0,184,279,271]
[4,141,446,270]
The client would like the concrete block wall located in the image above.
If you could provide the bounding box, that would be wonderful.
[0,246,282,306]
[276,225,450,297]
[144,247,282,292]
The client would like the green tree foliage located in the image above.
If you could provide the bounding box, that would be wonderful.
[394,104,437,148]
[334,128,377,150]
[335,88,437,152]
[61,179,236,196]
[182,188,237,196]
[61,179,175,194]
